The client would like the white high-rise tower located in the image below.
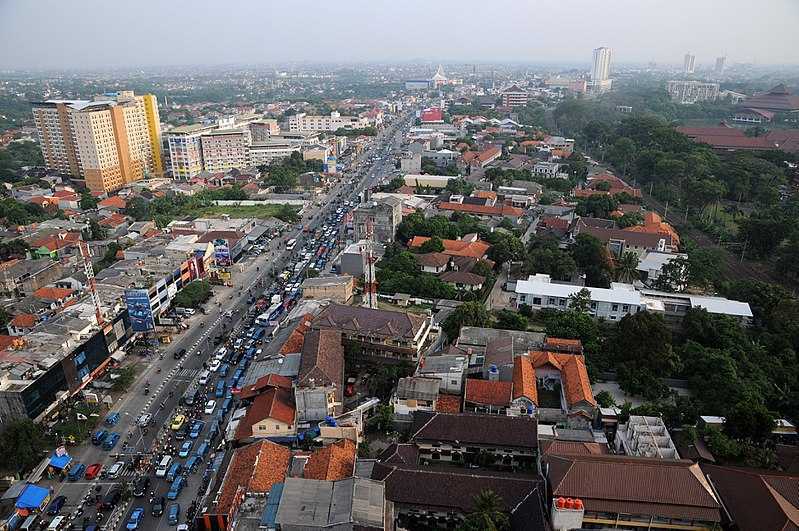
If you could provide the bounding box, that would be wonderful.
[684,53,696,74]
[589,47,613,93]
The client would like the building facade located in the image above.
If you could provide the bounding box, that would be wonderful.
[200,128,251,173]
[352,197,403,243]
[501,85,529,108]
[165,123,217,180]
[32,91,163,192]
[667,81,720,104]
[684,53,696,74]
[589,47,613,93]
[287,112,369,133]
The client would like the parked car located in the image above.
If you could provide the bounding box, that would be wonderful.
[46,495,67,515]
[85,463,102,480]
[67,463,85,482]
[104,412,120,426]
[91,429,108,445]
[204,400,216,415]
[126,507,145,530]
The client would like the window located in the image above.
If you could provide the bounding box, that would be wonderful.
[590,302,597,309]
[532,297,541,305]
[622,305,629,312]
[612,304,619,312]
[559,298,566,306]
[548,297,556,305]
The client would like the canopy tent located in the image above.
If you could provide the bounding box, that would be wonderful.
[48,452,72,470]
[15,484,49,511]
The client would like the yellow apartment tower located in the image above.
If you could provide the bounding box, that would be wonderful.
[32,90,163,192]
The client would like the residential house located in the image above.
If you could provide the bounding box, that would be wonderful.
[463,378,513,414]
[416,354,468,394]
[0,258,64,297]
[7,313,38,336]
[298,329,344,415]
[439,270,485,291]
[461,146,501,168]
[574,173,641,198]
[312,303,432,362]
[533,162,565,179]
[392,376,444,420]
[545,454,722,530]
[616,415,680,459]
[233,387,296,441]
[32,287,76,310]
[28,231,81,260]
[302,439,357,481]
[408,234,491,261]
[200,440,290,531]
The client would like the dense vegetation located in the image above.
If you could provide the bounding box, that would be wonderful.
[260,151,323,191]
[172,280,212,309]
[0,140,44,182]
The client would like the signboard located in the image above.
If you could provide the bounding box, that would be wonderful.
[167,283,178,300]
[214,238,232,267]
[124,289,155,332]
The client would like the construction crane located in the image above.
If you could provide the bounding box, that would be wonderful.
[78,239,104,327]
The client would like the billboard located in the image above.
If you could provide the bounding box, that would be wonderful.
[214,239,232,267]
[124,289,155,332]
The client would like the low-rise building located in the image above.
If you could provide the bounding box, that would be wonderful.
[300,275,353,303]
[667,80,720,104]
[616,415,680,459]
[352,196,403,243]
[391,376,442,420]
[0,258,64,298]
[287,111,369,133]
[312,303,432,362]
[416,354,468,394]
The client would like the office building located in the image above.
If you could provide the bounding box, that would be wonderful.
[32,91,163,192]
[666,80,720,104]
[684,53,696,74]
[287,111,369,133]
[500,85,529,108]
[249,119,279,142]
[588,47,613,93]
[200,128,251,173]
[714,56,726,75]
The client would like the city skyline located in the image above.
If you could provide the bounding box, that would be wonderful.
[1,0,798,70]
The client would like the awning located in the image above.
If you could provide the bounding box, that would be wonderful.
[15,484,49,510]
[48,452,72,470]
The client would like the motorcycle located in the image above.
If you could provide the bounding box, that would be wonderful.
[144,387,149,395]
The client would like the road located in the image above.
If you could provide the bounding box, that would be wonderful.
[38,109,416,531]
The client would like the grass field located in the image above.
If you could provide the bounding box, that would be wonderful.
[196,204,298,220]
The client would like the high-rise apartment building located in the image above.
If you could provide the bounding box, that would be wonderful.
[589,47,613,93]
[714,56,726,75]
[666,80,720,104]
[200,128,251,173]
[164,123,217,180]
[249,119,280,142]
[683,53,696,74]
[32,91,163,192]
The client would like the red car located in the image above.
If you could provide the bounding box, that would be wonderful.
[85,463,102,480]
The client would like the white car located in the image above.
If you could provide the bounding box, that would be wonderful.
[107,461,126,479]
[204,400,217,415]
[137,414,152,427]
[208,360,221,372]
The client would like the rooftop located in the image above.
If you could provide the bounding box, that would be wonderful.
[216,440,291,516]
[411,411,538,449]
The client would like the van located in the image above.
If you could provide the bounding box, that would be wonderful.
[185,455,200,473]
[155,455,172,478]
[197,370,211,386]
[107,460,126,479]
[91,429,108,445]
[214,381,225,398]
[221,397,232,414]
[167,503,181,526]
[194,440,210,460]
[166,476,185,500]
[47,515,67,530]
[166,462,183,482]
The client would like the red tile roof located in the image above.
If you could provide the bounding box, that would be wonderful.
[238,373,293,399]
[303,439,356,481]
[216,440,291,517]
[439,270,485,286]
[99,213,128,227]
[464,378,513,407]
[97,196,127,209]
[512,356,537,403]
[9,313,37,328]
[438,202,524,217]
[298,329,344,391]
[529,351,596,407]
[435,394,462,413]
[279,314,313,354]
[30,232,81,252]
[32,287,74,301]
[234,387,295,440]
[540,439,610,456]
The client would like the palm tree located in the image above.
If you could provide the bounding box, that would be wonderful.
[459,489,510,531]
[615,251,639,284]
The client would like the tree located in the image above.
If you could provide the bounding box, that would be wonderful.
[609,137,636,176]
[724,399,775,441]
[124,196,150,221]
[172,280,212,308]
[616,212,643,228]
[651,256,688,292]
[495,309,528,331]
[568,288,592,313]
[614,251,639,283]
[82,219,107,241]
[445,178,474,195]
[419,236,445,254]
[526,247,576,281]
[442,301,491,341]
[0,419,52,476]
[611,312,678,399]
[576,195,618,219]
[487,233,524,266]
[79,190,98,210]
[264,165,298,191]
[459,490,510,531]
[571,234,613,287]
[776,230,799,280]
[595,390,616,408]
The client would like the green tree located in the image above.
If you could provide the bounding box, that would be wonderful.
[445,178,474,195]
[0,419,53,476]
[571,234,613,287]
[442,301,491,341]
[459,490,510,531]
[651,256,688,292]
[172,280,212,308]
[595,390,616,408]
[79,190,98,210]
[614,251,639,283]
[616,212,643,228]
[124,196,150,221]
[82,219,108,241]
[609,137,636,176]
[494,309,528,331]
[568,288,592,313]
[487,233,525,266]
[724,399,775,441]
[419,236,445,254]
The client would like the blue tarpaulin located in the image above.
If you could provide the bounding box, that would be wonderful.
[49,453,72,470]
[15,484,49,510]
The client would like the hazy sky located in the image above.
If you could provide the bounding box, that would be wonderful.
[1,0,798,70]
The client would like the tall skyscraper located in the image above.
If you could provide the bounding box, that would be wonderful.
[683,53,696,74]
[32,90,163,192]
[589,47,613,93]
[714,56,726,75]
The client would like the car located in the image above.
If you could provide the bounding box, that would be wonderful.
[101,485,122,509]
[102,432,120,450]
[170,414,187,431]
[126,507,145,530]
[137,413,152,427]
[208,359,221,372]
[46,495,67,515]
[167,476,185,500]
[204,400,216,415]
[189,420,205,439]
[107,460,126,479]
[178,441,194,458]
[218,363,229,377]
[175,423,190,441]
[151,496,165,517]
[167,503,181,526]
[104,412,120,426]
[132,476,150,497]
[174,348,187,360]
[91,429,108,445]
[67,463,85,481]
[85,463,102,480]
[214,380,225,398]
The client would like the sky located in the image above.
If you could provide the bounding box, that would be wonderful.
[1,0,798,70]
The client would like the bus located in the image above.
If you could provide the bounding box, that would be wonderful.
[255,303,282,327]
[285,238,297,251]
